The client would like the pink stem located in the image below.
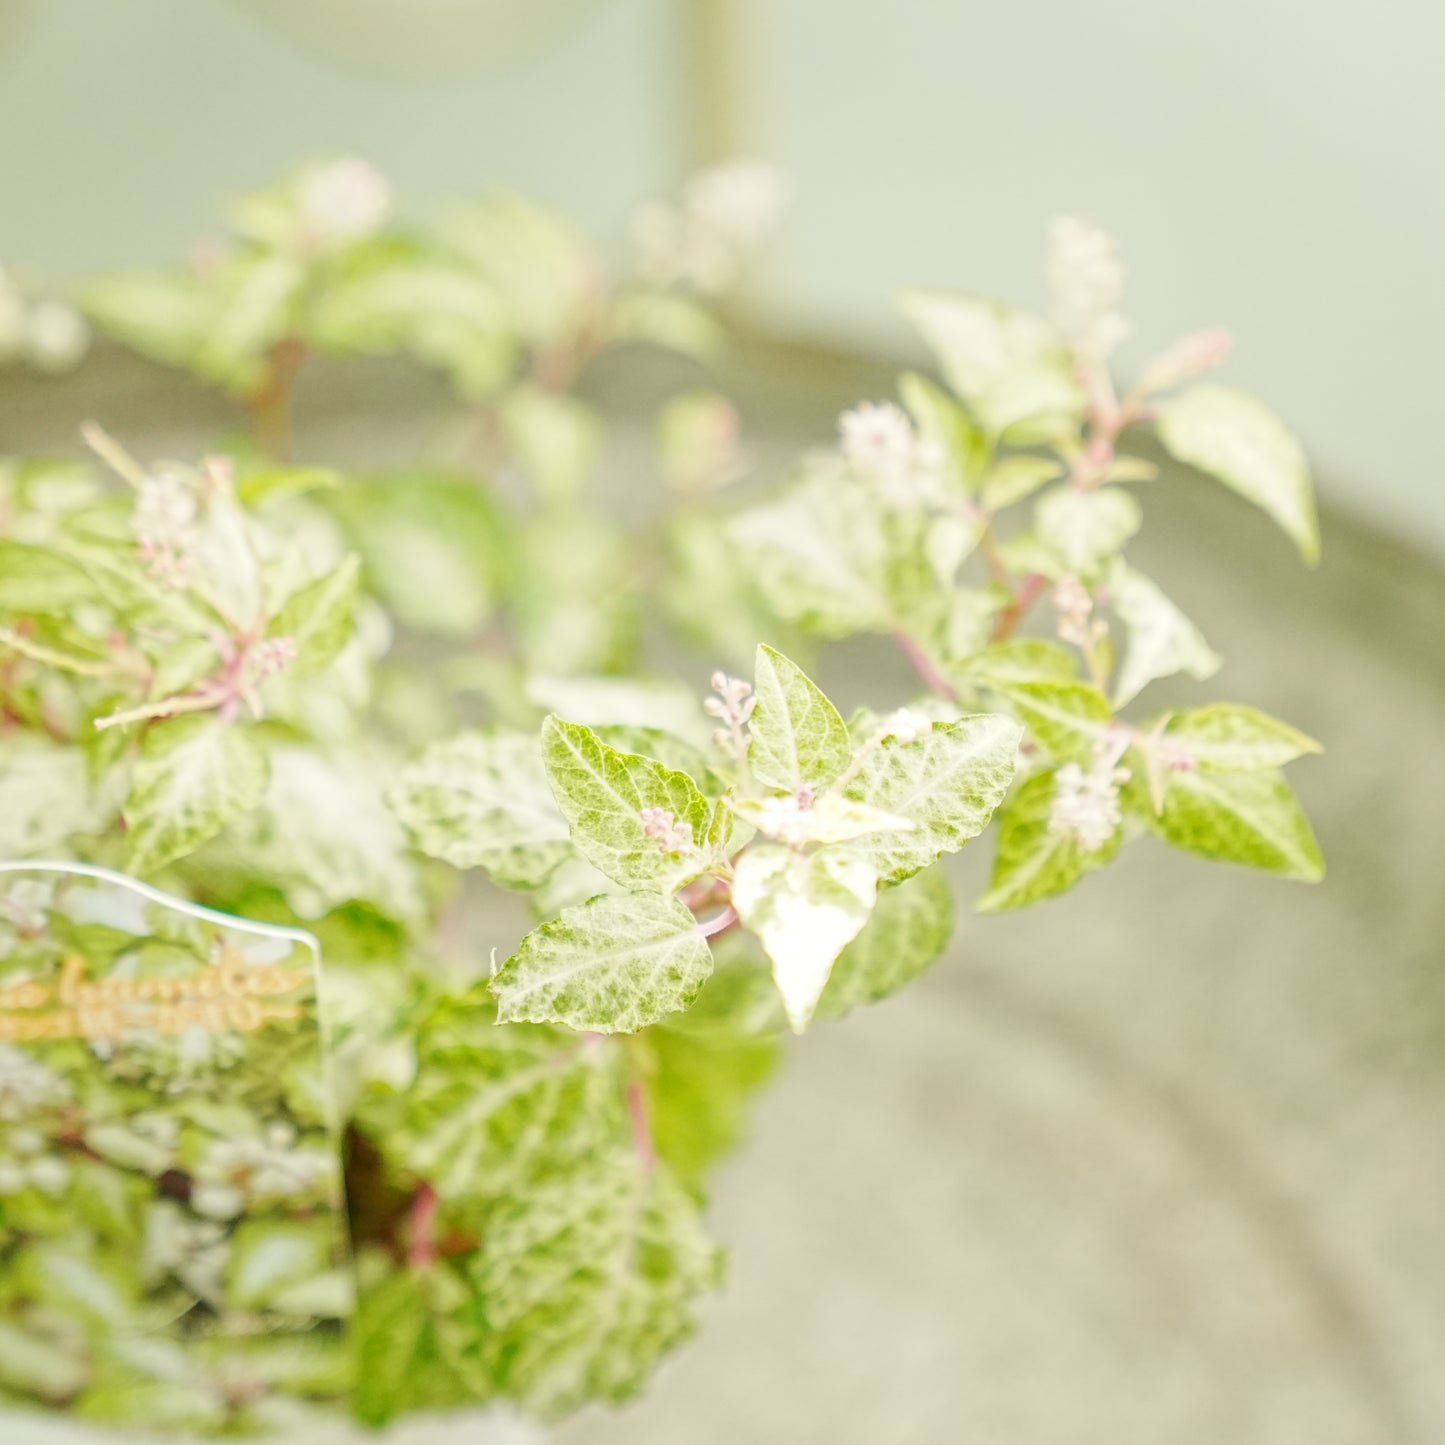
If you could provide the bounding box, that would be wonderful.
[991,572,1050,643]
[696,904,738,939]
[626,1076,655,1171]
[407,1182,439,1269]
[893,630,958,701]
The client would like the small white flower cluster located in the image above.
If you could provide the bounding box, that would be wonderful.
[191,1121,334,1220]
[634,159,786,293]
[638,806,694,855]
[297,156,392,251]
[872,707,934,746]
[754,788,816,848]
[1049,748,1131,853]
[0,1043,70,1123]
[1047,215,1128,362]
[204,630,299,726]
[705,670,755,760]
[838,401,946,504]
[134,470,201,587]
[1053,574,1107,652]
[246,635,299,684]
[0,266,90,373]
[0,1126,70,1197]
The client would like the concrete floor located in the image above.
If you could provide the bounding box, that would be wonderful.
[5,343,1445,1444]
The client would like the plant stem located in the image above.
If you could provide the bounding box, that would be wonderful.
[696,903,738,939]
[80,422,148,490]
[407,1182,440,1270]
[626,1075,655,1171]
[248,338,307,461]
[93,689,223,732]
[990,573,1049,644]
[0,628,134,680]
[1068,364,1143,494]
[893,629,958,701]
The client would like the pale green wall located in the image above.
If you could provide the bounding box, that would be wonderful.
[0,0,679,274]
[743,0,1445,554]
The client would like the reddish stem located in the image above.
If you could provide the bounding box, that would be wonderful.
[626,1076,655,1171]
[247,338,307,461]
[893,629,958,702]
[990,572,1050,644]
[407,1182,440,1269]
[696,903,738,939]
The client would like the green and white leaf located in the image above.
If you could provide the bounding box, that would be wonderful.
[839,715,1022,883]
[79,269,214,374]
[352,1270,492,1428]
[356,999,628,1204]
[1035,484,1142,575]
[897,370,989,490]
[326,471,510,638]
[815,868,954,1020]
[923,513,984,588]
[235,465,343,509]
[0,737,104,858]
[388,731,572,889]
[978,769,1121,913]
[731,845,879,1033]
[439,192,594,347]
[608,289,726,361]
[1156,384,1319,564]
[592,726,717,788]
[474,1150,721,1418]
[747,644,851,792]
[728,792,915,847]
[728,468,892,637]
[124,718,269,876]
[269,553,361,675]
[653,390,740,495]
[1161,703,1322,772]
[190,744,423,923]
[900,291,1083,438]
[541,717,715,892]
[501,385,603,505]
[0,539,96,614]
[491,892,713,1034]
[959,638,1080,687]
[307,248,511,369]
[1140,767,1324,880]
[983,679,1112,763]
[645,1016,778,1195]
[191,253,305,394]
[1108,560,1221,705]
[981,454,1067,512]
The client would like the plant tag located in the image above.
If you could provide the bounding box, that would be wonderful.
[0,862,354,1432]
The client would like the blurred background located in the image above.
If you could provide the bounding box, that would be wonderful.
[2,0,1442,551]
[2,2,1443,1441]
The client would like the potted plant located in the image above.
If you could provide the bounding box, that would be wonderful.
[0,160,1322,1437]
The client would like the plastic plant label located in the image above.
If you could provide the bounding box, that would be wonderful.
[0,862,354,1434]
